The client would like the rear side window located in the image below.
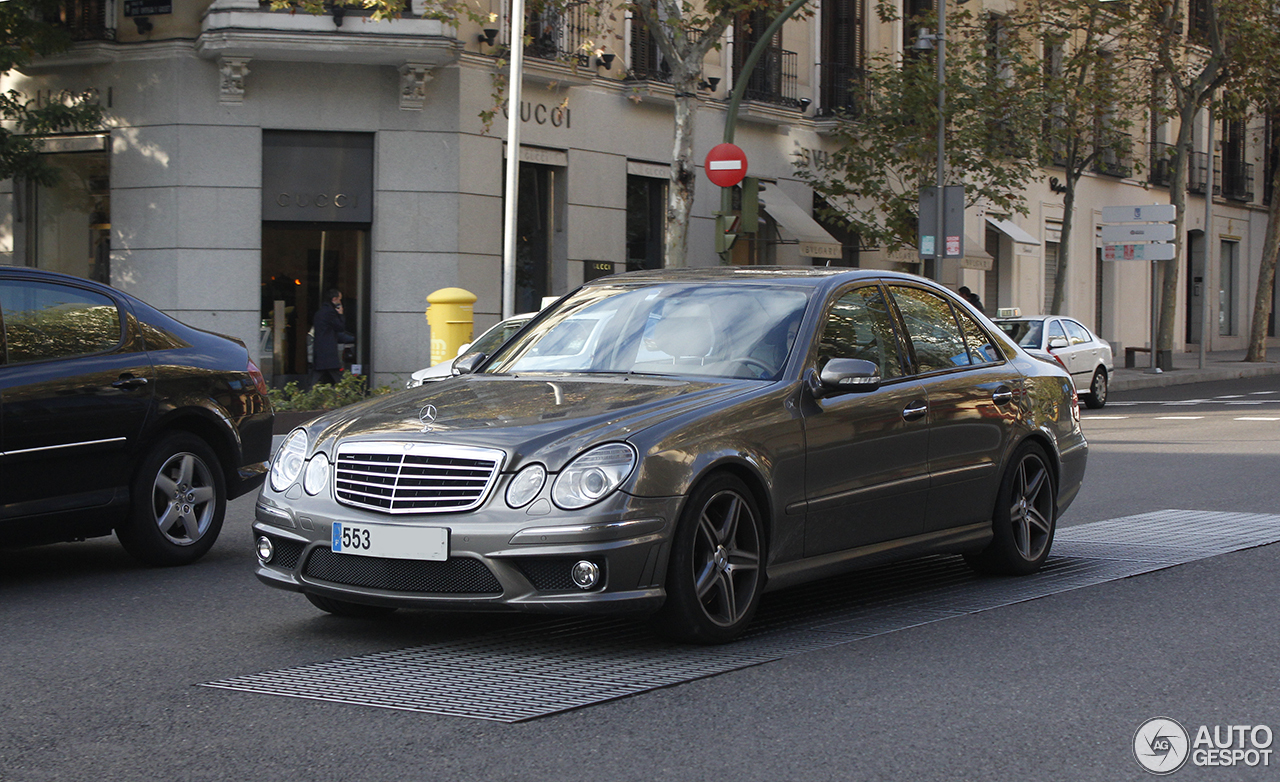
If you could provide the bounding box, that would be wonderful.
[956,308,1003,364]
[888,286,971,373]
[1063,319,1091,345]
[0,280,123,364]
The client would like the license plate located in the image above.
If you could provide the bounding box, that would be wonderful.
[331,521,449,561]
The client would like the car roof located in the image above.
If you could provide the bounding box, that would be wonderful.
[583,266,925,289]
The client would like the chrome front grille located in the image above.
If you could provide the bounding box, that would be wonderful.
[334,442,505,515]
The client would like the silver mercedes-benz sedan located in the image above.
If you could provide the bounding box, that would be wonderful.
[254,268,1087,643]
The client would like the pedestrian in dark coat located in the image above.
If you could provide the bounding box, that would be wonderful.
[313,289,354,386]
[958,286,986,315]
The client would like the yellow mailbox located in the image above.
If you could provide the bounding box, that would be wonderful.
[426,288,476,367]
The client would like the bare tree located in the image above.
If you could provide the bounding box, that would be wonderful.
[1031,0,1147,316]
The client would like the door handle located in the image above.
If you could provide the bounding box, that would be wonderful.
[112,375,150,390]
[902,400,928,421]
[992,387,1014,405]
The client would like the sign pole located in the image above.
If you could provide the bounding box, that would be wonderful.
[1199,98,1214,370]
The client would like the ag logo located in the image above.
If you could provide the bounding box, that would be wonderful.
[1134,717,1190,774]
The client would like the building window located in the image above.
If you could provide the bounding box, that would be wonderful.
[1219,239,1237,336]
[733,11,798,106]
[1221,115,1253,202]
[626,175,665,271]
[23,147,111,284]
[902,0,932,54]
[1043,240,1060,315]
[818,0,864,117]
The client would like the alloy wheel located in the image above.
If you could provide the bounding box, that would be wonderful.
[151,451,217,546]
[691,489,762,628]
[1009,453,1054,562]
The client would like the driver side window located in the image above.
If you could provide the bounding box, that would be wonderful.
[817,286,904,380]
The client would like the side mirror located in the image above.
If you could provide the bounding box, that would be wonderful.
[806,358,881,398]
[1048,337,1069,350]
[451,352,486,376]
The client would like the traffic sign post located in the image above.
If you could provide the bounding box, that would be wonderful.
[1101,204,1177,374]
[705,144,749,257]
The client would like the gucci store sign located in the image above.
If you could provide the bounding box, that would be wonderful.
[262,130,373,223]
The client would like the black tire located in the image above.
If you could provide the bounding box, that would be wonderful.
[306,593,398,618]
[1085,367,1108,409]
[964,441,1056,576]
[117,432,226,566]
[653,473,765,644]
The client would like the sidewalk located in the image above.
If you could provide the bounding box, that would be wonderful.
[1110,348,1280,392]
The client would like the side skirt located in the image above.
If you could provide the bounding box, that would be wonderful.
[763,522,993,593]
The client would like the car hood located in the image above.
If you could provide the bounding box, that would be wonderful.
[308,373,756,469]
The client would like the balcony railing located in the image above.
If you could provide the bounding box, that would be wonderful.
[503,2,592,65]
[817,62,861,118]
[1220,158,1254,202]
[1149,141,1174,188]
[740,48,799,108]
[49,0,115,42]
[1188,151,1215,195]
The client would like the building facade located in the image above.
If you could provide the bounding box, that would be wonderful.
[4,0,1276,387]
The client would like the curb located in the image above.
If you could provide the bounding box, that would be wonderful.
[1109,360,1280,392]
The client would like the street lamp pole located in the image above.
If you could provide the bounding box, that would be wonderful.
[501,0,527,319]
[932,0,946,281]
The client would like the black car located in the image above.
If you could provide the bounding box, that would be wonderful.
[255,268,1087,642]
[0,267,273,565]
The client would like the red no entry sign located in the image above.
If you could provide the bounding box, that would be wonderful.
[704,143,748,188]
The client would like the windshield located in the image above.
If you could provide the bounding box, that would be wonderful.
[484,282,811,380]
[997,320,1043,348]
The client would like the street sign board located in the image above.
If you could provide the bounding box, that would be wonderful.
[918,185,965,260]
[1101,204,1177,224]
[704,144,748,188]
[1103,243,1176,261]
[1100,223,1176,243]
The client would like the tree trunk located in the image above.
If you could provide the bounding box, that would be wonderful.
[1246,161,1280,361]
[1160,110,1197,361]
[1050,175,1076,316]
[664,78,699,268]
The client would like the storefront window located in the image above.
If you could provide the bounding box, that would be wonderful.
[26,149,110,283]
[626,175,665,271]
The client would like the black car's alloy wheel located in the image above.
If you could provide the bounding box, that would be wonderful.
[306,593,399,618]
[1086,367,1108,409]
[965,442,1056,576]
[117,432,226,566]
[655,473,764,644]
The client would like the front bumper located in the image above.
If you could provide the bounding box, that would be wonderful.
[252,488,681,614]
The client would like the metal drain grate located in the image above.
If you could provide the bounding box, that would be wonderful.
[201,509,1280,722]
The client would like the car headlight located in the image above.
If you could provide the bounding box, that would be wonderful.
[303,453,331,496]
[551,443,636,510]
[269,429,308,492]
[506,463,547,508]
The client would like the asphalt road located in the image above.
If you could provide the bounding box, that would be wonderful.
[3,375,1279,782]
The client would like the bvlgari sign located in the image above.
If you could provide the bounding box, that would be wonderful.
[262,130,373,223]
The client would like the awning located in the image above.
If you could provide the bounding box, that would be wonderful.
[986,216,1040,245]
[759,186,843,259]
[958,235,994,271]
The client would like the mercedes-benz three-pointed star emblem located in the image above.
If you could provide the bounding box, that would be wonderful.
[419,403,438,432]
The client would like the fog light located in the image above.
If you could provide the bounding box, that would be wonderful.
[256,536,274,563]
[570,560,600,589]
